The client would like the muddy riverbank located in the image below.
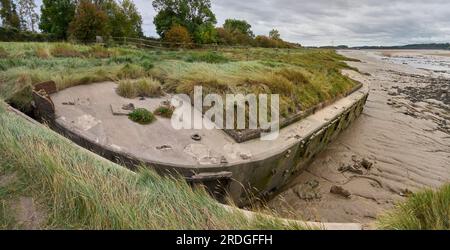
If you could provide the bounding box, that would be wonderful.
[268,50,450,228]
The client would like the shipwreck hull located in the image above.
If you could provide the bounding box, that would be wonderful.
[32,80,369,206]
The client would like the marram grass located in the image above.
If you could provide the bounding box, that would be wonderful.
[0,103,304,229]
[377,185,450,230]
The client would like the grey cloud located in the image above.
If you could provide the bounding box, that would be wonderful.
[34,0,450,46]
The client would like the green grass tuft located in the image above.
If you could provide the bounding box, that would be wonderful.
[128,108,156,125]
[377,184,450,230]
[154,105,175,118]
[185,51,230,64]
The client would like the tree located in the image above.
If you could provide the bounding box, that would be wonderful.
[152,0,217,43]
[0,0,21,29]
[164,24,192,47]
[193,22,216,44]
[223,19,254,38]
[99,0,143,38]
[269,29,281,40]
[40,0,77,39]
[68,0,110,42]
[17,0,39,32]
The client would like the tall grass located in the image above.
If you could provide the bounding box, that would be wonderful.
[377,185,450,230]
[116,77,162,98]
[0,42,357,120]
[0,104,303,229]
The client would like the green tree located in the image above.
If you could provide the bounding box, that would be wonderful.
[0,0,21,29]
[68,0,110,42]
[152,0,217,43]
[269,29,281,40]
[99,0,143,38]
[17,0,39,32]
[39,0,77,39]
[223,19,254,38]
[193,22,217,44]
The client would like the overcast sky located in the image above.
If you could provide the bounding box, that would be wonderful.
[34,0,450,46]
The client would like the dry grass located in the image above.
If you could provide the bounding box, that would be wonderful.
[35,47,51,59]
[116,77,162,99]
[0,46,8,58]
[51,43,84,58]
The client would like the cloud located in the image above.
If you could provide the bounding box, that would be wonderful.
[34,0,450,46]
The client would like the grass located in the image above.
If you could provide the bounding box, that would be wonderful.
[0,102,304,229]
[154,105,175,118]
[128,108,156,125]
[185,51,230,64]
[0,42,358,120]
[116,77,162,98]
[377,184,450,230]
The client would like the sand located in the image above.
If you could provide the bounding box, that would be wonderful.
[268,50,450,228]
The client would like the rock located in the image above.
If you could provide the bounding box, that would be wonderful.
[306,180,320,189]
[122,103,135,111]
[361,158,373,170]
[220,156,228,164]
[338,164,364,175]
[240,153,252,160]
[156,145,172,151]
[330,185,351,198]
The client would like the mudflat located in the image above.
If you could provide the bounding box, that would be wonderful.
[269,50,450,228]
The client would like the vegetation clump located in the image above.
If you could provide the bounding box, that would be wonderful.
[128,108,156,125]
[117,77,162,99]
[163,24,193,47]
[35,47,51,59]
[116,64,147,79]
[0,47,9,58]
[185,52,229,64]
[154,105,175,118]
[378,184,450,230]
[51,43,83,58]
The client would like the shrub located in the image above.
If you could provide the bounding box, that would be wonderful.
[0,27,57,42]
[128,108,156,125]
[164,24,192,47]
[68,0,110,43]
[154,105,174,118]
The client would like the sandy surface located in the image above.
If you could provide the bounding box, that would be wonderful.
[268,50,450,228]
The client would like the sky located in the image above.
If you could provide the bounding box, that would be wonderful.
[33,0,450,47]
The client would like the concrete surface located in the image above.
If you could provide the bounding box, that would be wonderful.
[49,80,369,204]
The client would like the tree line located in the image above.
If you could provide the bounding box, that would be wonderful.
[0,0,298,48]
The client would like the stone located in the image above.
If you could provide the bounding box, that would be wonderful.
[330,185,351,198]
[156,145,172,151]
[361,158,373,170]
[122,103,135,111]
[240,153,252,160]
